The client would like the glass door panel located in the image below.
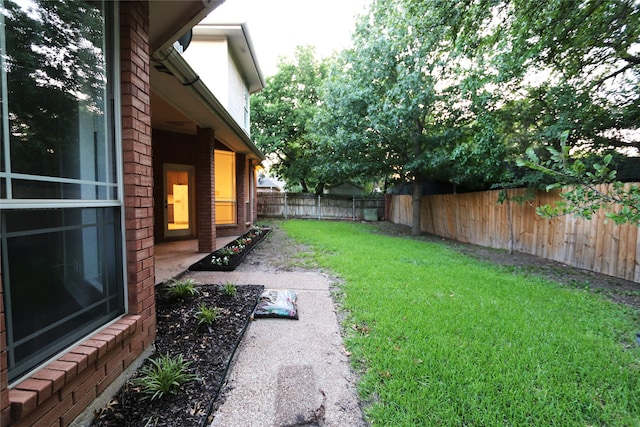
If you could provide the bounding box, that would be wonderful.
[164,164,194,238]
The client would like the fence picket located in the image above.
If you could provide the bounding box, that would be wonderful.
[389,185,639,283]
[258,193,385,222]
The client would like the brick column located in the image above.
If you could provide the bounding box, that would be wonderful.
[196,128,216,253]
[236,153,248,231]
[120,1,155,348]
[251,162,259,223]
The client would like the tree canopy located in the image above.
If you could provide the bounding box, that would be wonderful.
[250,46,331,194]
[251,0,640,227]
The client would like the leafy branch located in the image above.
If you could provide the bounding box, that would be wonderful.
[517,131,640,226]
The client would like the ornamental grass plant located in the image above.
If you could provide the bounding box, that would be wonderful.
[282,220,640,426]
[131,354,197,401]
[165,278,200,299]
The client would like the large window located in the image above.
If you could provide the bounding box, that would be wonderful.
[0,0,124,382]
[214,149,236,225]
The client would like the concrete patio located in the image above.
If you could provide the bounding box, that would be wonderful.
[154,236,239,285]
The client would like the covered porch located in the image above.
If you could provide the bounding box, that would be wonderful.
[154,235,239,284]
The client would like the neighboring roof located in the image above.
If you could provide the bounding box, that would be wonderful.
[325,182,364,191]
[191,22,265,93]
[258,176,284,190]
[149,0,226,51]
[150,46,265,162]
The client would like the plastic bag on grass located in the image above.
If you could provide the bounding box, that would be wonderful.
[252,289,298,320]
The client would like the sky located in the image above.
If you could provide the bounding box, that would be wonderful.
[204,0,371,77]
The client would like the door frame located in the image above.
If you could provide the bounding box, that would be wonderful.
[163,163,196,239]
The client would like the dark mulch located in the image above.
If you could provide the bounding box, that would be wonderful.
[91,284,263,427]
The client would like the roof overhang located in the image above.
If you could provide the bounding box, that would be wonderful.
[192,23,265,93]
[149,0,226,52]
[150,47,265,162]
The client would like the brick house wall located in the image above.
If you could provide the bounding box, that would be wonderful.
[152,129,255,246]
[1,2,156,425]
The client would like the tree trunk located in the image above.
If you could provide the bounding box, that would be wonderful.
[412,178,421,236]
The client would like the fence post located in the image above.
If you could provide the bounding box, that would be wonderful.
[318,195,321,220]
[352,196,355,221]
[284,192,288,219]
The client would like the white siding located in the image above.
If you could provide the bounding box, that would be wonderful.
[227,57,247,132]
[183,37,250,133]
[183,38,229,110]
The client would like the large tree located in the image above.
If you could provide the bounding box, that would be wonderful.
[250,46,331,194]
[315,0,508,235]
[317,0,639,229]
[480,0,640,224]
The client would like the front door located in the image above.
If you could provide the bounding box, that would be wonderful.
[164,164,195,238]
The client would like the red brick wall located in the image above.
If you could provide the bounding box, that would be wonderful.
[8,316,144,427]
[3,2,156,425]
[152,130,258,248]
[121,1,155,324]
[251,164,259,223]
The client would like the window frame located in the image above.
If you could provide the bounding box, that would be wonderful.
[214,148,237,225]
[0,0,127,385]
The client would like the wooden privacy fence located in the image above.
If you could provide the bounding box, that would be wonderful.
[258,193,385,221]
[388,186,640,283]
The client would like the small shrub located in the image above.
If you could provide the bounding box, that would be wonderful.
[222,282,237,298]
[195,303,219,327]
[166,278,200,299]
[217,247,235,256]
[211,255,230,266]
[236,237,252,245]
[132,354,197,401]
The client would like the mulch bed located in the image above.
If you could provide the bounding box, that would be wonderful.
[189,227,271,271]
[91,284,263,427]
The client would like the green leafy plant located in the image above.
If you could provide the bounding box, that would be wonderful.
[195,303,219,328]
[236,237,252,245]
[247,227,265,239]
[165,278,200,299]
[131,354,197,401]
[221,282,237,298]
[518,131,640,226]
[211,255,230,266]
[217,245,244,256]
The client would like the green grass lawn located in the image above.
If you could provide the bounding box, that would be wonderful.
[281,220,640,426]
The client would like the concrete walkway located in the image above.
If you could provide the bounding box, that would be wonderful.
[180,270,367,427]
